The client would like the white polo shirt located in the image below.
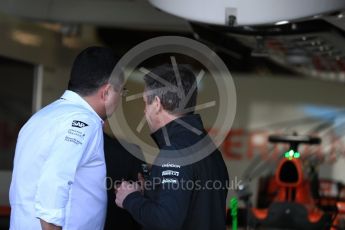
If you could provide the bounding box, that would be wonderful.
[9,90,107,230]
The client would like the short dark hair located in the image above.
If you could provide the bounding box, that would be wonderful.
[143,64,198,115]
[68,46,120,96]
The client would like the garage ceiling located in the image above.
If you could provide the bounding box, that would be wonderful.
[0,0,190,31]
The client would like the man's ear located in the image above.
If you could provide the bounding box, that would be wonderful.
[154,96,162,113]
[100,83,111,101]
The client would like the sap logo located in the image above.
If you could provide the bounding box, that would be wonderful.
[72,120,89,128]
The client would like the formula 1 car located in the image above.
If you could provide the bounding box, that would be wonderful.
[235,134,345,229]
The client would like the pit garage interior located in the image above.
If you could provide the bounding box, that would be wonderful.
[0,0,345,229]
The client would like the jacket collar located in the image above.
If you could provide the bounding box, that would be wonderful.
[151,114,204,148]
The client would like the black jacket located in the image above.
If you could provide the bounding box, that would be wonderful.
[123,114,229,230]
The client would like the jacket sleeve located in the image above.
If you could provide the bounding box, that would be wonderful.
[123,161,193,230]
[34,115,100,226]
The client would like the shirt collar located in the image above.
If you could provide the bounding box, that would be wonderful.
[60,90,104,124]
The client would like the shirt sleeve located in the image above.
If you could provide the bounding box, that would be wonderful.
[123,159,193,230]
[34,115,100,226]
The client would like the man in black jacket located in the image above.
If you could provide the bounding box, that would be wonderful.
[115,64,229,230]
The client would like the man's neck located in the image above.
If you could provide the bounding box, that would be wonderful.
[82,95,106,120]
[155,111,181,132]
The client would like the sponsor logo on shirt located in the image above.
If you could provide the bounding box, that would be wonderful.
[162,178,178,184]
[162,170,180,177]
[161,163,181,168]
[72,120,89,128]
[65,136,83,145]
[68,129,85,139]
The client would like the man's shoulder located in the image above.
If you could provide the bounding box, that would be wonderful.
[30,100,100,130]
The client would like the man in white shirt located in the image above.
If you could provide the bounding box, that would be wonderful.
[9,47,124,230]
